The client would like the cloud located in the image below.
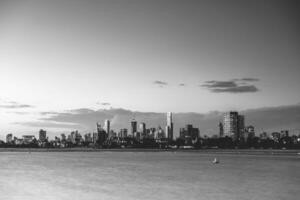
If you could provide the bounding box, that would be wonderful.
[15,121,82,129]
[153,80,168,87]
[0,101,34,109]
[202,78,260,93]
[233,78,260,82]
[179,83,186,86]
[97,102,111,106]
[211,85,259,93]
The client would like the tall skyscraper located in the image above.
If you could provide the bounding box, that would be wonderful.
[165,112,173,140]
[139,123,146,138]
[131,119,137,137]
[223,112,245,141]
[238,115,245,139]
[223,111,239,140]
[96,123,107,145]
[219,122,224,137]
[104,119,110,137]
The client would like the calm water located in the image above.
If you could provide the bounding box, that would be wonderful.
[0,151,299,200]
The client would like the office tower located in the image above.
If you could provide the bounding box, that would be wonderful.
[219,122,224,137]
[179,124,200,145]
[39,129,47,142]
[131,119,137,137]
[96,123,107,145]
[104,119,110,137]
[223,111,239,140]
[6,133,13,144]
[238,115,245,139]
[139,123,146,138]
[165,112,173,140]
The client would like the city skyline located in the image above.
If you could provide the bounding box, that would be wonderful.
[0,0,300,137]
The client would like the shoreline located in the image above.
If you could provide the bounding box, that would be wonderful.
[0,147,299,156]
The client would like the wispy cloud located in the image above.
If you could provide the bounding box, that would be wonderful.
[15,121,82,129]
[153,80,168,87]
[97,102,111,106]
[201,78,260,93]
[233,78,260,82]
[0,101,34,109]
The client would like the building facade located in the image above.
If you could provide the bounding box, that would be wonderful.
[165,112,173,140]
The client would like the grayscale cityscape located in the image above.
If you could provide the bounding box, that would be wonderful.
[0,0,299,200]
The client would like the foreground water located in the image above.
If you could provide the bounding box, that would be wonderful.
[0,151,299,200]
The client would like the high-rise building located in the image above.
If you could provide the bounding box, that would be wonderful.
[165,112,173,140]
[219,122,224,137]
[223,112,239,139]
[6,133,13,144]
[238,115,245,139]
[139,123,146,138]
[39,129,47,142]
[96,123,107,145]
[179,124,200,145]
[223,112,245,140]
[131,119,137,137]
[104,119,110,137]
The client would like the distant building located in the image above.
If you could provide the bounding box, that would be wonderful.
[223,112,245,140]
[139,123,146,139]
[219,122,224,137]
[104,119,110,137]
[165,112,173,140]
[238,115,245,139]
[61,133,66,141]
[244,126,255,139]
[84,133,93,143]
[179,124,200,145]
[259,132,268,139]
[96,123,107,145]
[22,135,35,144]
[271,132,281,141]
[131,119,137,137]
[118,129,128,138]
[281,130,289,138]
[6,133,13,144]
[39,129,47,142]
[156,126,165,139]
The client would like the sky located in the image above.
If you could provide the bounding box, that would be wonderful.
[0,0,299,138]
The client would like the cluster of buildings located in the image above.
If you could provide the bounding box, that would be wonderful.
[2,111,300,149]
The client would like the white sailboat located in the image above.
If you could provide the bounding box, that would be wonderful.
[212,157,219,164]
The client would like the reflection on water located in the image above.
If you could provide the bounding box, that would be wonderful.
[0,152,299,200]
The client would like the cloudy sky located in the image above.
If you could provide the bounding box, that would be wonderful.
[0,0,299,138]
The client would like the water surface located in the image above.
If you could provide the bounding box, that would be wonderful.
[0,151,299,200]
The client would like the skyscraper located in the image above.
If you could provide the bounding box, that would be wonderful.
[223,111,239,140]
[165,112,173,140]
[219,122,224,137]
[131,119,137,137]
[139,123,146,138]
[104,119,110,137]
[96,123,107,145]
[223,112,245,141]
[238,115,245,139]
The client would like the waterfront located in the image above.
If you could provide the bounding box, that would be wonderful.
[0,151,299,200]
